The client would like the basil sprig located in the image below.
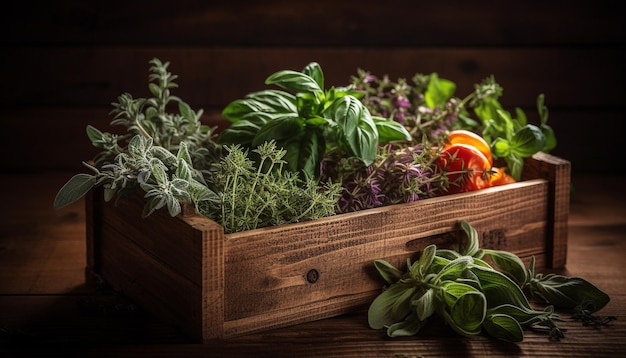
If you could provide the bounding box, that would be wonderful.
[219,62,410,180]
[368,220,611,342]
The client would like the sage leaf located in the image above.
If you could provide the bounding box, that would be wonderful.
[386,317,425,337]
[469,264,531,309]
[412,288,436,321]
[373,260,404,285]
[53,173,96,209]
[527,274,610,312]
[459,219,480,257]
[483,313,524,342]
[481,248,528,286]
[368,282,414,330]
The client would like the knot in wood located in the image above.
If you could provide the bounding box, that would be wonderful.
[306,269,319,284]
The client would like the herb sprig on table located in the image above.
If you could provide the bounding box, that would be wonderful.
[368,220,612,342]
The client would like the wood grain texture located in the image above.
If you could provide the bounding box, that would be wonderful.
[3,47,624,109]
[1,172,625,357]
[2,1,623,46]
[83,155,567,341]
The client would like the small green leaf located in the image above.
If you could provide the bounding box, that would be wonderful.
[302,62,325,90]
[373,117,412,143]
[449,291,486,335]
[481,249,528,286]
[373,260,404,285]
[386,317,425,337]
[412,288,436,321]
[541,124,557,152]
[324,96,378,166]
[368,282,414,330]
[459,220,480,257]
[483,313,524,342]
[527,274,610,311]
[86,125,104,145]
[510,124,545,157]
[265,69,322,95]
[491,137,511,157]
[53,173,96,209]
[469,264,532,309]
[424,73,456,109]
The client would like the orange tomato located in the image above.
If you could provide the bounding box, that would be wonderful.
[436,143,492,194]
[446,130,493,167]
[488,167,516,186]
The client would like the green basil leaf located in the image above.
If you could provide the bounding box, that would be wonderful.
[279,129,325,180]
[222,91,297,123]
[265,69,322,95]
[217,116,269,147]
[541,123,557,152]
[474,97,503,123]
[53,173,96,209]
[506,153,524,181]
[296,92,321,119]
[483,313,524,342]
[373,117,412,143]
[491,137,511,157]
[302,62,324,90]
[324,96,378,166]
[510,124,545,157]
[424,73,456,109]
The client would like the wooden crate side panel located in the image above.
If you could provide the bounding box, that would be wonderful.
[99,194,205,285]
[222,180,549,333]
[523,152,571,267]
[98,222,204,341]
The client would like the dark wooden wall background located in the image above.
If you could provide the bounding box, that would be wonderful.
[1,0,624,176]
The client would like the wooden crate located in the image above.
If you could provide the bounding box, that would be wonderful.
[85,151,570,343]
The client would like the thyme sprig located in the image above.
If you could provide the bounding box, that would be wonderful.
[200,141,342,233]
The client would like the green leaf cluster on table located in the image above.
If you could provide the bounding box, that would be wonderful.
[219,62,411,181]
[368,220,611,342]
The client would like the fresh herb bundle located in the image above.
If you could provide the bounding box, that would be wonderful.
[53,58,342,233]
[368,220,612,342]
[351,70,557,180]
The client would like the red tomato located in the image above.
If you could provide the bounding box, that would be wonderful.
[436,143,492,194]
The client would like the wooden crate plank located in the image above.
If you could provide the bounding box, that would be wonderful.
[222,180,548,328]
[2,1,622,46]
[2,47,623,109]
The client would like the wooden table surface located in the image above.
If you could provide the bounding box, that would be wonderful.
[1,172,625,358]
